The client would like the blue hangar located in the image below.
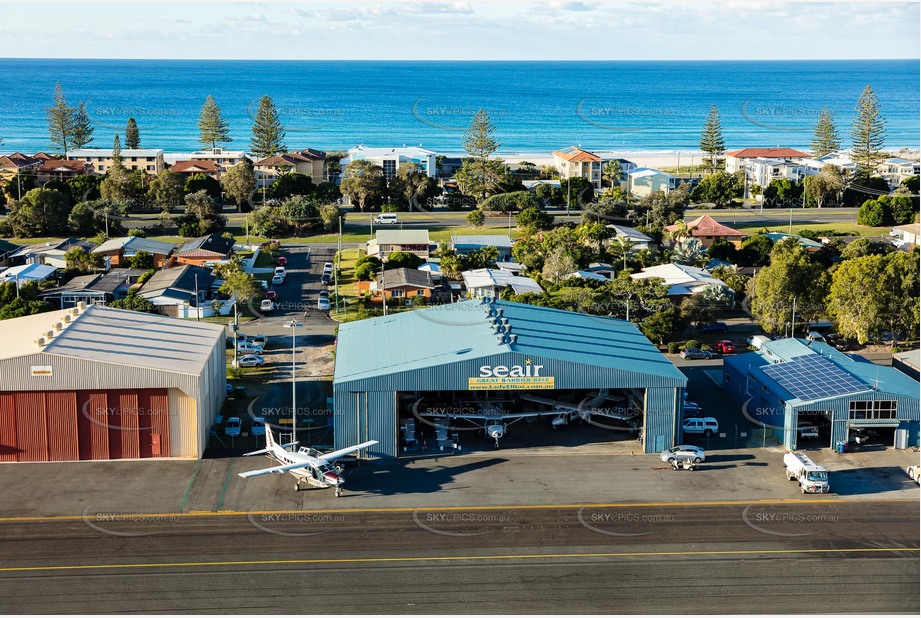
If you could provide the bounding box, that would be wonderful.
[723,338,920,450]
[332,298,688,457]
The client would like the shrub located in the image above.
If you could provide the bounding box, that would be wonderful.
[667,341,681,354]
[685,339,700,349]
[127,228,147,238]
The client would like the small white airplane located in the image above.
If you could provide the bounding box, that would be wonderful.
[238,427,377,496]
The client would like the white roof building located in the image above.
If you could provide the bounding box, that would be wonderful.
[341,145,437,180]
[462,268,543,297]
[630,263,731,297]
[0,263,57,285]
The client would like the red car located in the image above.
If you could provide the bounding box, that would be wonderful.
[265,290,278,301]
[715,340,736,355]
[277,256,288,267]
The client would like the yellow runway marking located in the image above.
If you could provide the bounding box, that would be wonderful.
[0,546,917,573]
[0,498,915,523]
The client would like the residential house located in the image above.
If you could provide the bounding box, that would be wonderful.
[664,215,746,248]
[877,157,920,188]
[606,225,653,251]
[68,148,165,175]
[169,159,221,179]
[8,238,95,268]
[801,152,857,177]
[91,236,177,269]
[0,240,21,267]
[254,148,326,188]
[552,146,603,190]
[340,146,436,181]
[584,262,617,279]
[367,230,431,262]
[892,349,920,382]
[450,234,514,261]
[630,263,732,298]
[35,158,93,182]
[370,268,436,302]
[890,223,920,250]
[495,261,526,276]
[173,234,235,267]
[418,262,442,282]
[723,338,919,450]
[724,148,811,174]
[0,263,58,288]
[607,158,638,183]
[763,232,824,253]
[564,270,609,282]
[163,148,248,175]
[627,168,680,198]
[461,268,543,298]
[38,267,147,309]
[0,152,41,182]
[137,264,225,318]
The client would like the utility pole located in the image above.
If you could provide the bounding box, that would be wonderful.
[194,273,200,321]
[790,296,797,339]
[380,266,387,316]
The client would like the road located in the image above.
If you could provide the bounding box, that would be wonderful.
[0,501,916,613]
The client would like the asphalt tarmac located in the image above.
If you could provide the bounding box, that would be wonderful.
[0,501,916,614]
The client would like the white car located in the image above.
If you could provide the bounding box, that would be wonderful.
[682,416,719,436]
[271,274,284,285]
[908,465,920,484]
[259,299,274,312]
[233,354,265,368]
[317,291,330,311]
[322,262,333,274]
[375,213,398,224]
[660,445,706,463]
[274,266,287,278]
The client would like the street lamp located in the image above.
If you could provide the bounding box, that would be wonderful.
[283,320,302,443]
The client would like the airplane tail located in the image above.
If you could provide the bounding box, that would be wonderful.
[265,425,275,448]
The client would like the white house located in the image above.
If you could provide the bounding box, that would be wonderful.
[606,225,653,251]
[68,148,165,175]
[366,230,432,262]
[890,223,920,250]
[552,146,603,190]
[877,158,920,187]
[630,263,731,297]
[164,148,249,175]
[801,152,857,176]
[340,146,436,180]
[461,268,543,298]
[627,168,679,197]
[0,263,57,287]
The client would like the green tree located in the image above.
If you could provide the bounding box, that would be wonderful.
[828,254,886,344]
[389,162,440,210]
[271,172,314,199]
[457,109,502,201]
[465,208,485,227]
[802,165,845,209]
[112,133,122,166]
[65,174,102,204]
[583,189,629,224]
[385,251,424,270]
[516,205,554,230]
[749,239,829,335]
[602,160,623,187]
[99,165,140,203]
[127,249,154,270]
[699,104,726,173]
[739,233,773,266]
[184,173,222,201]
[64,246,103,273]
[880,251,920,346]
[481,190,541,213]
[761,178,802,208]
[109,289,156,313]
[280,196,320,234]
[354,262,376,281]
[178,190,225,236]
[840,237,894,260]
[315,181,341,203]
[221,162,256,211]
[706,238,737,263]
[71,103,94,149]
[810,107,841,157]
[850,85,887,177]
[319,203,340,232]
[6,188,71,237]
[881,194,915,225]
[198,95,232,149]
[340,159,386,211]
[127,228,147,238]
[250,95,286,158]
[856,198,887,227]
[125,117,140,149]
[690,171,741,207]
[148,169,185,212]
[541,246,577,284]
[46,83,76,156]
[640,307,679,345]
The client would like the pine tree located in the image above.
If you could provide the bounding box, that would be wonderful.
[810,108,840,158]
[46,83,75,156]
[851,85,888,177]
[463,109,499,160]
[198,95,232,149]
[125,117,140,149]
[250,96,286,158]
[699,104,726,174]
[112,133,123,167]
[70,103,94,149]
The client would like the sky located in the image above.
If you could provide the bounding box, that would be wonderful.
[0,1,917,60]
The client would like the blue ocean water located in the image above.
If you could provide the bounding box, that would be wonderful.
[0,59,917,154]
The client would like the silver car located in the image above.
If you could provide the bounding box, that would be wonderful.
[660,445,706,463]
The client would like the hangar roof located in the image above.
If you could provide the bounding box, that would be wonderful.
[334,298,685,384]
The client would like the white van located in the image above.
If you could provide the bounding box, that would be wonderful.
[746,335,772,350]
[375,213,398,225]
[806,331,826,343]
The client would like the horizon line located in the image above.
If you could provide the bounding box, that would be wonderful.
[0,57,918,63]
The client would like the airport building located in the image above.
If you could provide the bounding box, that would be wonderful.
[723,339,920,450]
[332,298,687,457]
[0,304,226,462]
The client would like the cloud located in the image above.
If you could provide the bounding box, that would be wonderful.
[547,2,597,11]
[407,2,474,14]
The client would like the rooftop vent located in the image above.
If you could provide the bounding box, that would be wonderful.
[54,322,63,332]
[509,333,518,344]
[62,314,71,323]
[34,337,45,348]
[44,330,54,339]
[77,301,87,311]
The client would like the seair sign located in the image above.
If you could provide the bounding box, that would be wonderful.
[468,359,554,390]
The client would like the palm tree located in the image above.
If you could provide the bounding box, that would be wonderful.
[610,236,637,272]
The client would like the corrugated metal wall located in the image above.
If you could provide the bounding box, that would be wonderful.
[795,390,920,450]
[335,352,685,457]
[169,389,200,458]
[0,388,175,462]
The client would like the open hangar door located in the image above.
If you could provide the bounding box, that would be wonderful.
[395,387,647,453]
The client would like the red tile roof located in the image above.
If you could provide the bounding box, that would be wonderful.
[552,146,603,163]
[37,159,89,174]
[0,152,40,169]
[170,159,220,174]
[725,148,811,159]
[256,148,326,167]
[665,215,745,237]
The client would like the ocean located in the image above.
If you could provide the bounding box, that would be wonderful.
[0,59,917,155]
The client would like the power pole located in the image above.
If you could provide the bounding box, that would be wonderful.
[194,273,200,321]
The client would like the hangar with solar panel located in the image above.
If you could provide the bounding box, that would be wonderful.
[332,297,688,458]
[722,338,920,450]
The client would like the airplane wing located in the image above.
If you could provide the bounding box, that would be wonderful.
[238,459,317,478]
[316,440,378,464]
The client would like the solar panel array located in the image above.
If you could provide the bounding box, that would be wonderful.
[762,354,870,402]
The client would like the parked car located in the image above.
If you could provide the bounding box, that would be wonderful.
[237,341,264,355]
[265,290,278,302]
[251,334,268,347]
[224,417,242,437]
[233,354,265,368]
[274,266,287,278]
[746,335,771,349]
[700,322,729,333]
[251,417,266,437]
[257,279,268,289]
[825,334,851,351]
[714,340,736,355]
[323,262,334,274]
[321,273,332,286]
[850,428,883,446]
[682,417,719,436]
[680,347,714,360]
[683,401,702,416]
[260,299,275,312]
[907,465,920,484]
[277,256,288,267]
[375,213,398,224]
[225,383,234,396]
[317,290,330,311]
[271,274,284,285]
[806,331,826,343]
[797,421,819,439]
[660,445,706,464]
